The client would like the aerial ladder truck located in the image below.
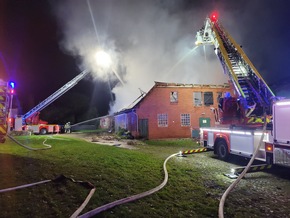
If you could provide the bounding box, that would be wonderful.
[196,12,290,168]
[15,69,89,134]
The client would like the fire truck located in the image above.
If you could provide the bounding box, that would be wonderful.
[0,80,12,142]
[196,12,290,168]
[15,70,89,134]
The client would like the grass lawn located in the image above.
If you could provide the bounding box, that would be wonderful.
[0,134,232,217]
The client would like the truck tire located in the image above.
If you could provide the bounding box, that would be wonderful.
[216,140,229,160]
[40,128,48,135]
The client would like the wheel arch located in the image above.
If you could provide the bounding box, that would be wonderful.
[214,137,228,154]
[39,127,48,135]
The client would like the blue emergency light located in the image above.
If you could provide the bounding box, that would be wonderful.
[9,81,15,88]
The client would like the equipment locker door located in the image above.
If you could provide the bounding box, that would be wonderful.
[199,117,211,128]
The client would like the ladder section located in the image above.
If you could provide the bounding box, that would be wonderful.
[23,69,90,120]
[214,23,258,104]
[195,16,275,116]
[213,21,275,115]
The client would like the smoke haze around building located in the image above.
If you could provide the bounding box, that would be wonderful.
[54,0,286,113]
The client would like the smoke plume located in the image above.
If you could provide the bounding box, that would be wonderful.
[53,0,239,113]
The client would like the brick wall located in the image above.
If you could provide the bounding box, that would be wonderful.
[136,82,234,139]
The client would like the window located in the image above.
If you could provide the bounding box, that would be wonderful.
[193,92,202,106]
[181,114,190,126]
[204,92,213,106]
[157,114,168,127]
[170,91,178,103]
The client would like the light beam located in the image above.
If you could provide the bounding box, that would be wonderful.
[166,46,198,75]
[95,50,112,69]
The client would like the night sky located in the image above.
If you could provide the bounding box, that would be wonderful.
[1,0,114,123]
[1,0,290,124]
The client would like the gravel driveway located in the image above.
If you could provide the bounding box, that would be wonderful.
[187,150,290,218]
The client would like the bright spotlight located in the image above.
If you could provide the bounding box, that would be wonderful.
[95,50,112,69]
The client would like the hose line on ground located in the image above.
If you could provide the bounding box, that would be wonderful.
[0,174,96,217]
[1,140,179,217]
[70,188,96,218]
[7,134,52,150]
[0,179,52,193]
[78,152,178,218]
[53,175,96,218]
[218,117,268,218]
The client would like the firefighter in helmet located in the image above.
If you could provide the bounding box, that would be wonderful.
[64,122,71,133]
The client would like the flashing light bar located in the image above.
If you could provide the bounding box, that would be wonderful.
[275,100,290,106]
[254,132,266,136]
[232,131,252,135]
[201,128,269,140]
[201,128,252,135]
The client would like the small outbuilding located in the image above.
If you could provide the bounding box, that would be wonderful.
[99,115,114,130]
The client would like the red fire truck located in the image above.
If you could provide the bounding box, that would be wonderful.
[196,12,290,168]
[15,70,89,134]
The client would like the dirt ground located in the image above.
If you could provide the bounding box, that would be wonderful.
[68,132,141,150]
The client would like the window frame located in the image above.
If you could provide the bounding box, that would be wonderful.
[180,113,191,126]
[193,92,202,106]
[204,91,214,106]
[170,91,178,103]
[157,113,168,127]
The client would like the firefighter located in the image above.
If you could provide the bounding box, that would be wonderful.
[64,122,71,133]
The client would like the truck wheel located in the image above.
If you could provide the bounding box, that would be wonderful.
[40,128,48,135]
[217,140,229,160]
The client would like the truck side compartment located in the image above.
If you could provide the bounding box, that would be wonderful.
[201,128,267,162]
[268,100,290,167]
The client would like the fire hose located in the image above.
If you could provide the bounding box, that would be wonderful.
[5,129,269,217]
[4,133,180,216]
[7,134,52,150]
[0,152,178,217]
[218,117,268,218]
[78,152,178,217]
[0,179,51,193]
[0,174,95,218]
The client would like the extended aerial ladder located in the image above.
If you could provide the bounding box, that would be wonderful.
[22,69,89,124]
[195,12,275,125]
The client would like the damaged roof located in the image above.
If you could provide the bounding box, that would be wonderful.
[114,81,230,115]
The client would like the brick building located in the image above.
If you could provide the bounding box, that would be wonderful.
[114,81,234,139]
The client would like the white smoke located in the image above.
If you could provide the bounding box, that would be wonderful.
[53,0,228,114]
